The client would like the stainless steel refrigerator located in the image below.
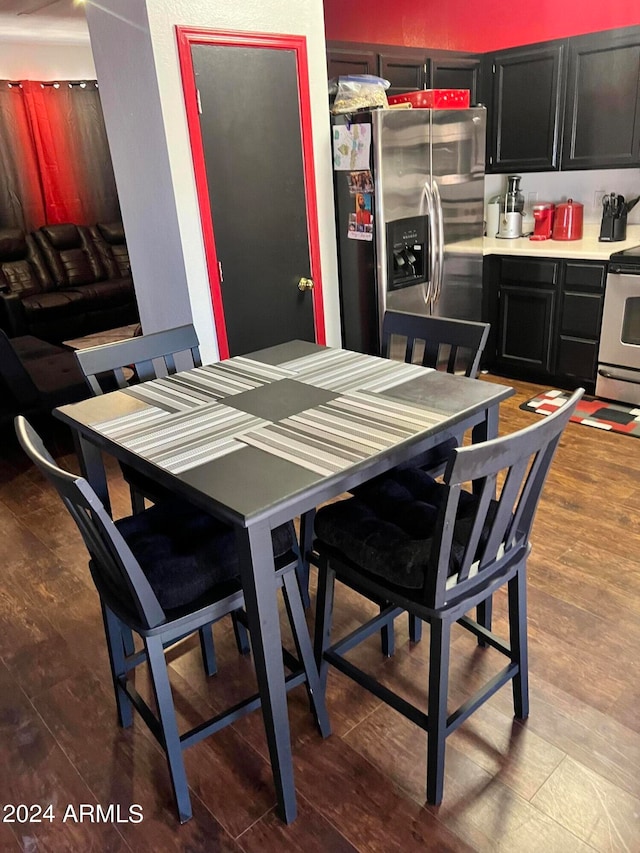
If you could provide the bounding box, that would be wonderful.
[332,107,486,354]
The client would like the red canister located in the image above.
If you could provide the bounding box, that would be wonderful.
[552,198,584,240]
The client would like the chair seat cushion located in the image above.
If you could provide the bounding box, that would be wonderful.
[314,468,490,590]
[115,499,295,610]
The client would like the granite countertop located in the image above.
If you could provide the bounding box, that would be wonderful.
[449,224,640,261]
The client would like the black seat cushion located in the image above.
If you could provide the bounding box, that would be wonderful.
[314,468,491,590]
[115,499,295,610]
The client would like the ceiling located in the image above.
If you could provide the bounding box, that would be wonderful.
[0,0,89,43]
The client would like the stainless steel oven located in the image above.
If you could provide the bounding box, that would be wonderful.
[596,247,640,405]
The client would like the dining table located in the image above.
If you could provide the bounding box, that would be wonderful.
[55,338,514,823]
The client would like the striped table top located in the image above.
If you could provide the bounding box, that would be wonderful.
[92,350,440,476]
[56,342,513,523]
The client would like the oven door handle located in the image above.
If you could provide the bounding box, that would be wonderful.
[598,368,640,386]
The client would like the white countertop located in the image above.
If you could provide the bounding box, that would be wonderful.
[479,224,640,260]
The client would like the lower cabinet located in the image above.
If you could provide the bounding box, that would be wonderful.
[486,255,606,388]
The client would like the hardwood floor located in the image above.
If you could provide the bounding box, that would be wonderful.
[1,374,639,852]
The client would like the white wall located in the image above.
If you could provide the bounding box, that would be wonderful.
[0,40,95,80]
[486,169,640,230]
[85,0,340,363]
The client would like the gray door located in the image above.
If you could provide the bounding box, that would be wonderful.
[191,42,318,356]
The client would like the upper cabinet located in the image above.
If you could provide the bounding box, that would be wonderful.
[431,57,481,105]
[487,42,566,173]
[327,42,482,104]
[327,27,640,173]
[326,48,377,80]
[562,28,640,169]
[378,51,428,93]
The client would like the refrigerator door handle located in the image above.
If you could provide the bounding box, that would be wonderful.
[420,181,436,307]
[432,179,445,308]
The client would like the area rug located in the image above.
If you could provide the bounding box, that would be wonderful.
[520,389,640,438]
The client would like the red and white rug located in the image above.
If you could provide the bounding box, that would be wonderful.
[520,389,640,439]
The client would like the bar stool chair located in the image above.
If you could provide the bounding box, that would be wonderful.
[74,324,250,659]
[74,325,203,514]
[312,389,582,806]
[16,415,330,824]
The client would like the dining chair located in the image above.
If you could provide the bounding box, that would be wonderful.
[380,310,490,477]
[15,415,330,824]
[378,310,492,645]
[74,324,202,513]
[74,324,252,658]
[312,388,583,806]
[298,311,492,647]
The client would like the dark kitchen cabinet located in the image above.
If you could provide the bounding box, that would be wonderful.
[494,257,559,375]
[378,51,429,93]
[487,42,566,173]
[487,255,606,388]
[326,41,482,101]
[327,48,377,79]
[431,56,482,104]
[556,262,606,382]
[562,27,640,169]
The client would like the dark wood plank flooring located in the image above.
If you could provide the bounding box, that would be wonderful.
[1,374,639,851]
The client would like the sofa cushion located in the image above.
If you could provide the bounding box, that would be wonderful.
[69,277,134,309]
[40,223,83,251]
[25,349,89,405]
[0,229,27,260]
[96,222,125,244]
[0,231,53,297]
[36,224,106,288]
[21,290,86,322]
[92,222,131,279]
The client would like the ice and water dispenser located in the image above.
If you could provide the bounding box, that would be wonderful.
[385,215,429,291]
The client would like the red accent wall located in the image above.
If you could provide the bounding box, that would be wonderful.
[323,0,640,53]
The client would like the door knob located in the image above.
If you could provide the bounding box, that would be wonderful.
[298,277,314,291]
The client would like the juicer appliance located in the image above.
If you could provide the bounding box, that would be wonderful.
[497,175,524,239]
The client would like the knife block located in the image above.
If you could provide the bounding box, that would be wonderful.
[599,211,627,242]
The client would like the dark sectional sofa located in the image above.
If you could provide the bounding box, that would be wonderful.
[0,222,139,344]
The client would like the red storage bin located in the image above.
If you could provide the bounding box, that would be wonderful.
[387,89,471,109]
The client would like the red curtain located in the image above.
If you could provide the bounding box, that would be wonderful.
[0,83,46,231]
[0,80,120,232]
[22,81,86,224]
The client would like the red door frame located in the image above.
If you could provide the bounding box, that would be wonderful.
[176,26,326,359]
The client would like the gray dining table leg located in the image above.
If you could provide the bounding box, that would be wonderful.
[235,521,297,823]
[297,509,315,607]
[74,432,111,515]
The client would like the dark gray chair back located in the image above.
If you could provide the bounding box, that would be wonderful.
[381,310,490,378]
[75,324,201,395]
[15,415,165,630]
[424,387,582,609]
